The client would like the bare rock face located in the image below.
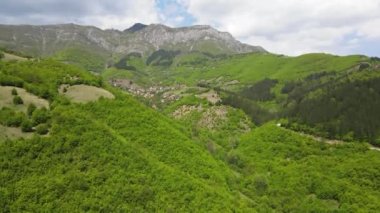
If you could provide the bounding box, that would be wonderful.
[0,23,266,57]
[127,24,264,55]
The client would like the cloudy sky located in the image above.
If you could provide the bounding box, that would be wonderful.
[1,0,379,56]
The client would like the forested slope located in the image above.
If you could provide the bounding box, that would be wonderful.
[1,56,380,212]
[0,60,249,211]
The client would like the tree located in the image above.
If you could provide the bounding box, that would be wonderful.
[36,123,49,135]
[0,108,26,127]
[27,103,37,117]
[31,108,50,125]
[13,96,23,105]
[11,88,18,96]
[21,120,33,132]
[0,51,4,59]
[254,176,268,192]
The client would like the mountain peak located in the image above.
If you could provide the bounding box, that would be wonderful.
[124,23,147,33]
[186,25,213,29]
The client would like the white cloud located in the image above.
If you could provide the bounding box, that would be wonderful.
[1,0,379,56]
[0,0,160,30]
[357,18,380,40]
[180,0,380,55]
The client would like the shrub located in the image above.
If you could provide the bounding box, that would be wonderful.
[226,151,244,168]
[13,96,23,105]
[245,175,269,196]
[21,120,33,132]
[35,123,49,135]
[27,103,37,116]
[31,108,50,125]
[373,138,380,146]
[0,108,26,127]
[0,74,24,87]
[11,88,18,96]
[253,175,268,195]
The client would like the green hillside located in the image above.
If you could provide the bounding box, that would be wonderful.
[153,53,364,86]
[284,61,380,144]
[52,47,108,73]
[1,98,249,211]
[235,124,380,211]
[103,51,380,144]
[0,59,251,211]
[1,52,380,212]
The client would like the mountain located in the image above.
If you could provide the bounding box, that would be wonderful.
[0,23,265,59]
[124,23,148,33]
[1,25,380,211]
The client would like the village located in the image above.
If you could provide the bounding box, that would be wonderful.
[110,78,182,103]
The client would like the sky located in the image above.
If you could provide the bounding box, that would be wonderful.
[0,0,379,56]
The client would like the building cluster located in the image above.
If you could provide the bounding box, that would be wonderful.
[110,79,182,103]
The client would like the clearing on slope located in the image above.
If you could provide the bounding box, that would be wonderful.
[60,84,115,103]
[0,86,49,112]
[1,52,28,62]
[0,124,33,140]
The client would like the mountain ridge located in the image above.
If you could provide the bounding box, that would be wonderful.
[0,23,266,58]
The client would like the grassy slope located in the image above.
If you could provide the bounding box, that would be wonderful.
[61,85,115,103]
[0,124,33,140]
[164,53,364,86]
[0,86,49,112]
[100,52,364,91]
[2,53,28,62]
[52,47,108,73]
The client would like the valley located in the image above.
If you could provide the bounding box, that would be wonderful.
[1,23,380,212]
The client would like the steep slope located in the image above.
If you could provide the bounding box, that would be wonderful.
[123,24,264,55]
[0,60,250,211]
[0,99,248,211]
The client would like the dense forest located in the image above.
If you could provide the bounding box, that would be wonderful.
[146,49,181,66]
[207,59,380,145]
[283,68,380,145]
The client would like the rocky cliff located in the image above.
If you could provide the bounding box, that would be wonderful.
[0,23,265,57]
